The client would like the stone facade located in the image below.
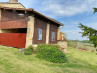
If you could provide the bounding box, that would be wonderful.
[57,28,60,40]
[0,9,2,33]
[57,41,67,49]
[46,23,50,44]
[0,0,24,8]
[25,16,35,48]
[0,3,24,8]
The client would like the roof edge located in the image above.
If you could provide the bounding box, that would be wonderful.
[0,6,64,26]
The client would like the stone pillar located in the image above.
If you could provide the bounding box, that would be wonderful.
[0,9,1,21]
[0,9,2,33]
[57,27,60,40]
[46,23,50,44]
[25,15,35,48]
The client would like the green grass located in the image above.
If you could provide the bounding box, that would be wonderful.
[0,46,97,73]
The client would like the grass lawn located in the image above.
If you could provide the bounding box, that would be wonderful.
[0,46,97,73]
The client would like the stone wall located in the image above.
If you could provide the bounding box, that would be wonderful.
[46,23,50,44]
[0,3,24,8]
[0,9,2,33]
[25,16,35,48]
[57,40,67,49]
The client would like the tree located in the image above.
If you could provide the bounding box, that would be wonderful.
[79,8,97,47]
[60,32,67,38]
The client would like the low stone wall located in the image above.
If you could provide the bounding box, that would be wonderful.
[57,40,67,52]
[57,40,67,49]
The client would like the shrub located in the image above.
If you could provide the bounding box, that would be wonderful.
[91,50,94,52]
[28,45,34,50]
[24,49,32,55]
[24,45,33,55]
[36,44,67,63]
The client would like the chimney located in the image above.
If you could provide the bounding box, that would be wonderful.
[10,0,18,3]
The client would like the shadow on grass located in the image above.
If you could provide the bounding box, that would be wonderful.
[46,56,97,73]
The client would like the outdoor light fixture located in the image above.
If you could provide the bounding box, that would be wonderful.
[18,13,25,18]
[18,13,30,21]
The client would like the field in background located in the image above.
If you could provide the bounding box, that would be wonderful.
[68,40,77,48]
[68,40,97,52]
[0,45,97,73]
[77,42,97,52]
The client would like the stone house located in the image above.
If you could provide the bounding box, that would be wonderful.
[0,0,65,48]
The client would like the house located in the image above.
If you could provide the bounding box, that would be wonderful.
[0,0,64,48]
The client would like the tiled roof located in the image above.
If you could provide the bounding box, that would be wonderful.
[0,6,32,11]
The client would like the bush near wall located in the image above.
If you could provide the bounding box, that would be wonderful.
[36,44,67,63]
[24,45,33,55]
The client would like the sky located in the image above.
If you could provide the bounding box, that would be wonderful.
[1,0,97,40]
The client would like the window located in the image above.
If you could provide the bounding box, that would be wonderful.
[51,32,55,41]
[38,28,42,40]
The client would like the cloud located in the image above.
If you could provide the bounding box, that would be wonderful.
[63,21,97,40]
[39,0,97,17]
[63,29,88,40]
[1,0,96,17]
[83,22,97,30]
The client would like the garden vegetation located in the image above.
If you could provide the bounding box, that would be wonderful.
[24,45,33,55]
[36,44,67,63]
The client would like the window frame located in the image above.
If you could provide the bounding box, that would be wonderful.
[51,32,55,41]
[38,28,43,40]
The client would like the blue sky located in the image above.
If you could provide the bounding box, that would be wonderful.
[1,0,97,40]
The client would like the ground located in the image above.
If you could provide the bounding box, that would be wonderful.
[77,42,97,52]
[0,45,97,73]
[68,41,97,52]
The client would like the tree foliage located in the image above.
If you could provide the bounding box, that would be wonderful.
[78,8,97,47]
[93,8,97,14]
[79,23,97,47]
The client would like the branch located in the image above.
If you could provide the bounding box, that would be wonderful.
[93,8,97,14]
[78,23,97,47]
